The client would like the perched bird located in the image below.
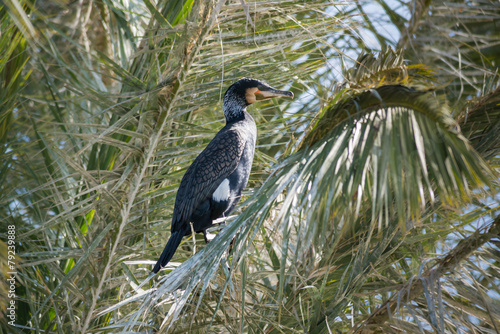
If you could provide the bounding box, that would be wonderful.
[152,78,293,274]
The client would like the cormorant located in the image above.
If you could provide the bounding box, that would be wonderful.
[152,78,293,274]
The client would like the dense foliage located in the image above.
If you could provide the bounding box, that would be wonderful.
[1,0,499,332]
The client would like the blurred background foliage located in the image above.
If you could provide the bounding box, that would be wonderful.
[0,0,499,332]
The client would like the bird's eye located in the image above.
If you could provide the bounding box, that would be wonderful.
[257,85,266,91]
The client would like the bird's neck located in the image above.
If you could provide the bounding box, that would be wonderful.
[223,97,248,123]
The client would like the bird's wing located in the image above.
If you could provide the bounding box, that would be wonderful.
[171,129,246,232]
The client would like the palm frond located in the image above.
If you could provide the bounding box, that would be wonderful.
[351,214,500,333]
[459,83,500,159]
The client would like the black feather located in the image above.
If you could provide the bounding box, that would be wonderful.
[152,230,186,273]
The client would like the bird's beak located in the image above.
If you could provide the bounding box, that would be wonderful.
[255,88,294,101]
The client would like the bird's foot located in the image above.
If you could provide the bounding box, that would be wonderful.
[212,215,237,226]
[203,231,217,243]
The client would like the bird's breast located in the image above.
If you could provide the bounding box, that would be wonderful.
[228,136,255,192]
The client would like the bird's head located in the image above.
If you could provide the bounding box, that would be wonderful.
[223,78,294,122]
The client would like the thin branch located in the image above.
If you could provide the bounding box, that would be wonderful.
[239,0,254,28]
[397,0,430,50]
[350,214,500,333]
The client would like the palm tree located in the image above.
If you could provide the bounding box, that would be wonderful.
[1,0,499,332]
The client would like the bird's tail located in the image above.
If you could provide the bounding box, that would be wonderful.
[152,231,185,274]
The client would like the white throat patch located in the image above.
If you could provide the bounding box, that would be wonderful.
[213,178,230,202]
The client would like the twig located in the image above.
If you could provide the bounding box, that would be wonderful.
[190,222,196,255]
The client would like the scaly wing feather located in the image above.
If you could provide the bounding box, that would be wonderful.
[171,128,246,232]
